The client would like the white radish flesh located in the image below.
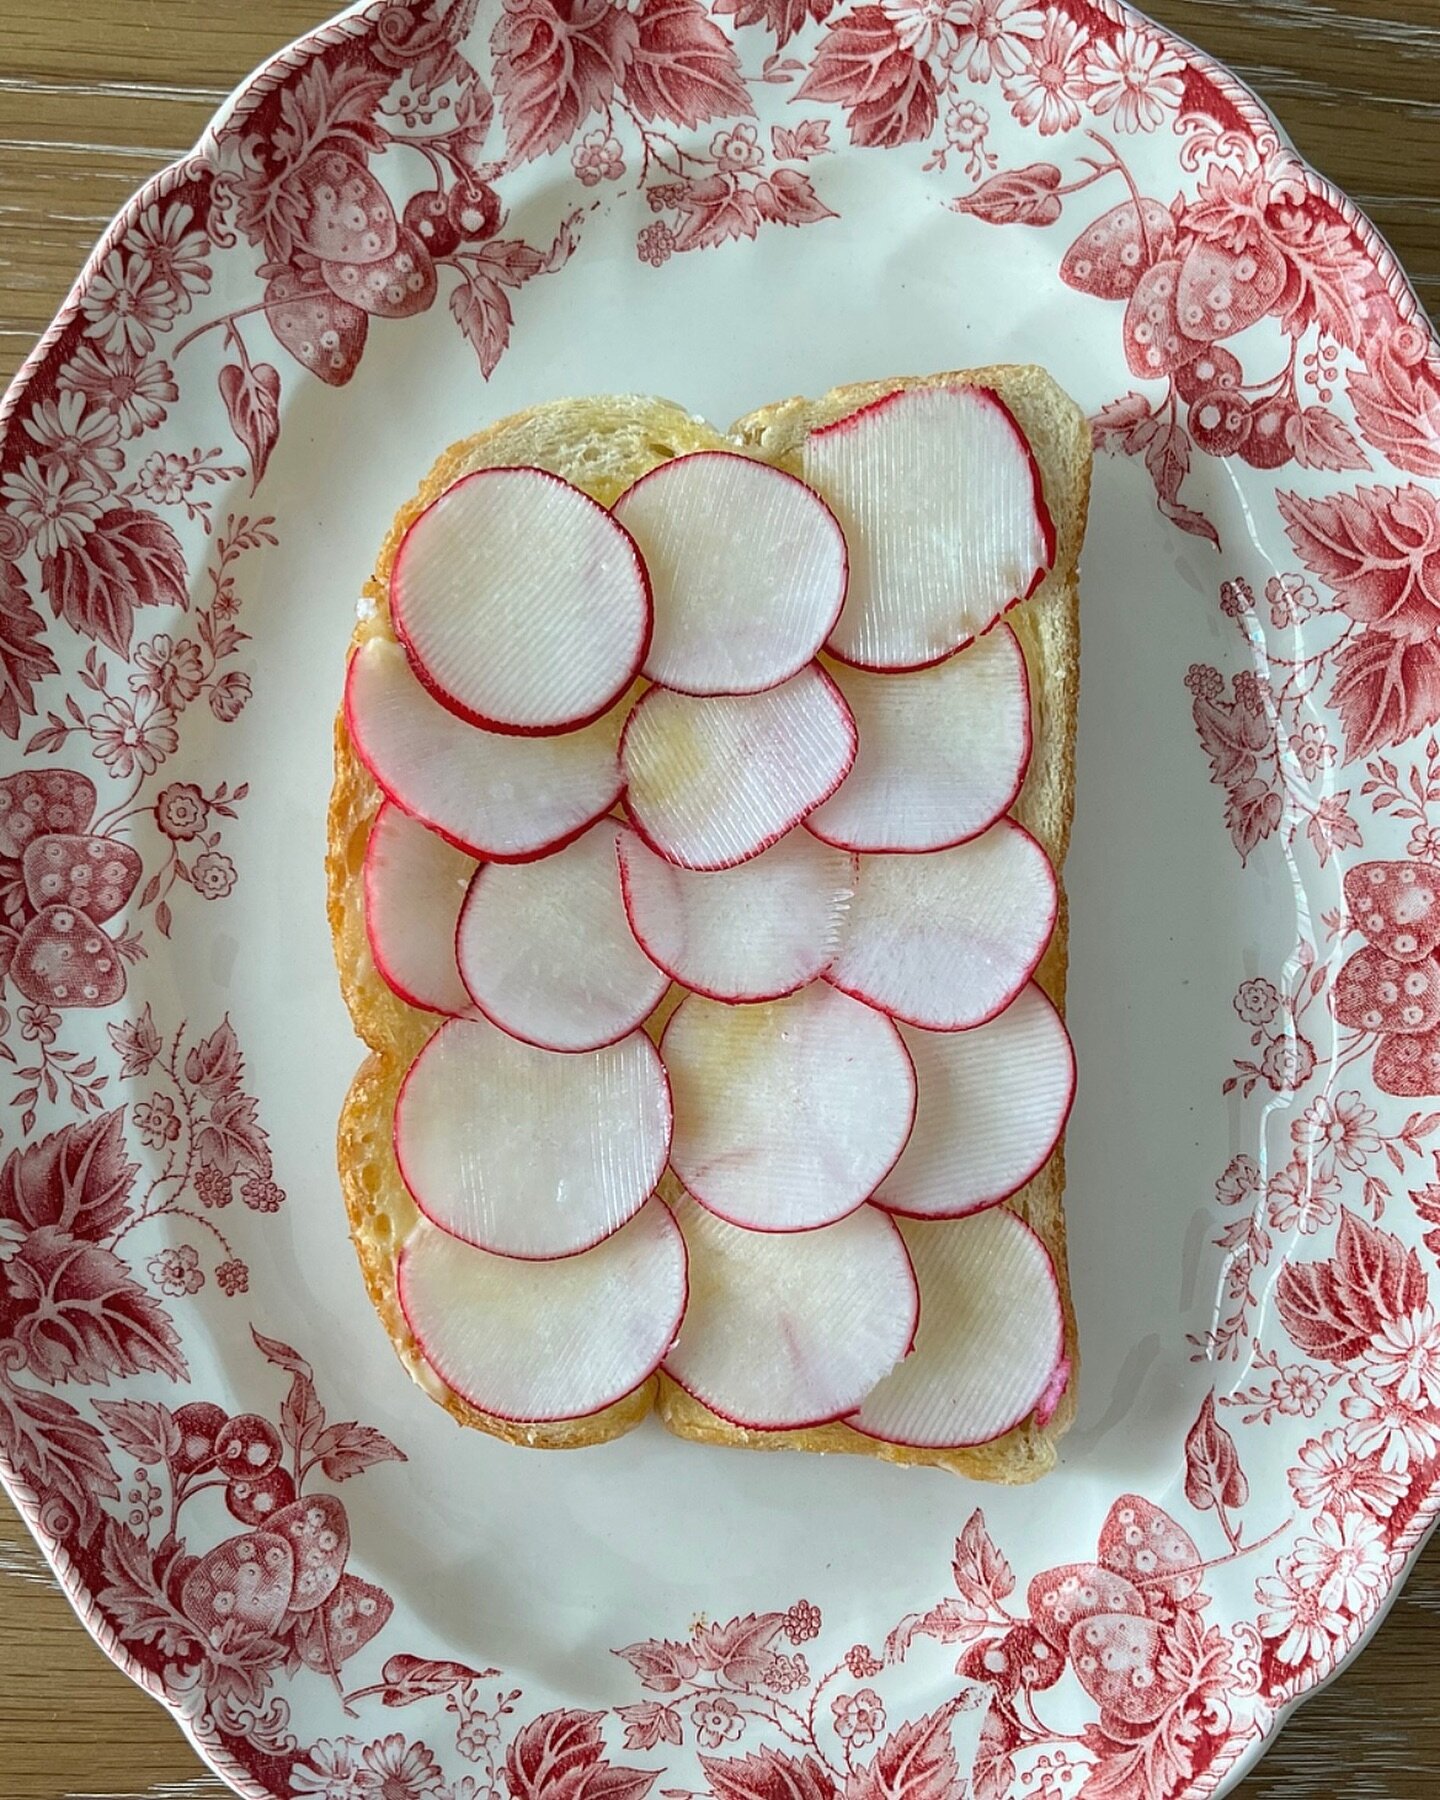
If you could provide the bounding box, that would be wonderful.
[456,820,668,1052]
[852,1209,1065,1448]
[345,637,626,862]
[829,822,1056,1030]
[619,830,856,1003]
[390,467,651,735]
[398,1199,687,1422]
[363,802,477,1016]
[807,629,1031,852]
[804,386,1054,671]
[394,1016,671,1259]
[613,452,846,696]
[877,985,1074,1219]
[621,666,855,871]
[663,1193,917,1430]
[662,984,915,1231]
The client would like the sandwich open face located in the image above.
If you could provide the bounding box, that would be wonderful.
[327,368,1089,1483]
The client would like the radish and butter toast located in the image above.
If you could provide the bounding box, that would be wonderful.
[327,370,1088,1478]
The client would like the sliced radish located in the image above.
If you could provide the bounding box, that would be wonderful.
[807,629,1031,853]
[398,1199,687,1423]
[663,1193,917,1430]
[876,986,1074,1219]
[618,830,856,1003]
[390,467,651,735]
[621,666,855,871]
[456,819,669,1052]
[829,822,1056,1030]
[852,1209,1065,1448]
[394,1016,671,1259]
[661,983,915,1231]
[804,386,1054,671]
[363,802,476,1016]
[612,452,847,695]
[346,636,625,862]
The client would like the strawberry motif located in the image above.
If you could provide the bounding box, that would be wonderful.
[11,905,125,1007]
[1176,239,1286,343]
[1060,199,1175,301]
[180,1530,295,1639]
[1068,1611,1175,1724]
[294,150,398,264]
[269,1494,350,1614]
[0,771,97,858]
[960,1621,1063,1695]
[1122,260,1204,380]
[1335,945,1440,1034]
[1375,1027,1440,1096]
[292,1572,393,1673]
[1344,860,1440,962]
[1097,1495,1201,1605]
[321,227,437,319]
[265,273,368,387]
[1026,1562,1145,1650]
[22,834,141,923]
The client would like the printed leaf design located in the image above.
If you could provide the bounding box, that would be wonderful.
[614,1636,701,1692]
[272,53,393,164]
[1277,483,1440,642]
[623,0,752,129]
[371,1651,503,1707]
[844,1708,963,1800]
[6,1227,188,1385]
[1287,406,1370,473]
[714,0,835,48]
[1092,392,1161,456]
[491,0,637,164]
[106,1005,162,1080]
[951,1509,1013,1605]
[506,1707,660,1800]
[797,8,937,150]
[1330,631,1440,763]
[219,360,283,491]
[1347,341,1440,478]
[703,1749,839,1800]
[97,1513,193,1653]
[0,1108,136,1240]
[0,560,58,741]
[671,177,763,251]
[771,119,831,159]
[41,508,188,659]
[692,1612,786,1685]
[250,1326,314,1380]
[953,164,1063,228]
[93,1397,180,1467]
[184,1017,244,1100]
[1275,1209,1426,1362]
[619,1703,684,1751]
[754,169,836,227]
[1183,1392,1248,1513]
[311,1418,406,1481]
[193,1090,271,1177]
[279,1361,326,1464]
[0,1373,118,1537]
[1270,210,1380,349]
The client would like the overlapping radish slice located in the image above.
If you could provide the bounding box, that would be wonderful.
[456,819,669,1052]
[398,1199,687,1423]
[613,453,846,695]
[852,1209,1065,1448]
[346,637,625,862]
[804,386,1054,671]
[391,467,651,735]
[394,1016,671,1258]
[662,984,915,1231]
[876,986,1074,1219]
[618,830,856,1003]
[621,666,856,871]
[829,821,1057,1030]
[663,1193,917,1430]
[807,629,1031,853]
[363,802,476,1016]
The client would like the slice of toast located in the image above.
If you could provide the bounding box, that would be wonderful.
[326,369,1088,1478]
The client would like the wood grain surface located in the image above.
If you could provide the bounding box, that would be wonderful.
[0,3,1436,1796]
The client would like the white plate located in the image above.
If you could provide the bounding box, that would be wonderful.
[1,4,1438,1797]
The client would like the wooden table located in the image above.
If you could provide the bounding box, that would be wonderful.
[0,3,1436,1795]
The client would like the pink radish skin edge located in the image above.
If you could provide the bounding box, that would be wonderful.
[657,1008,919,1234]
[343,649,624,865]
[612,452,850,697]
[824,819,1061,1033]
[389,466,654,738]
[390,1021,674,1261]
[363,800,474,1018]
[805,626,1035,857]
[396,1208,690,1425]
[619,666,859,873]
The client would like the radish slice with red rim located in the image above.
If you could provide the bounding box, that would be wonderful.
[829,822,1057,1031]
[619,829,856,1004]
[613,452,847,696]
[661,983,915,1231]
[345,637,626,862]
[363,802,477,1017]
[398,1198,687,1423]
[621,665,856,871]
[852,1209,1066,1448]
[456,819,669,1052]
[876,985,1075,1219]
[390,467,651,735]
[394,1015,671,1259]
[663,1193,917,1431]
[804,386,1054,671]
[807,629,1031,853]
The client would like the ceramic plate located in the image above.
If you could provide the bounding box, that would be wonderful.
[2,3,1438,1796]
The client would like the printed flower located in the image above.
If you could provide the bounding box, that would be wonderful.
[882,0,969,66]
[195,1164,233,1210]
[1003,11,1089,135]
[572,129,624,186]
[216,1258,249,1297]
[134,1092,180,1148]
[138,450,193,507]
[1220,577,1255,619]
[1363,1305,1440,1408]
[832,1688,886,1748]
[154,780,208,840]
[784,1598,822,1642]
[1291,1090,1380,1174]
[845,1644,883,1679]
[1408,823,1440,864]
[148,1243,203,1297]
[0,455,104,557]
[691,1696,744,1749]
[360,1734,445,1800]
[1266,574,1318,630]
[22,390,123,484]
[209,669,252,723]
[132,636,205,710]
[0,1219,27,1265]
[17,1004,61,1046]
[1216,1153,1261,1207]
[1083,27,1186,133]
[1342,1374,1440,1473]
[1265,1157,1340,1235]
[291,1737,370,1800]
[87,695,178,779]
[1259,1032,1317,1094]
[637,223,675,268]
[455,1714,502,1760]
[946,99,989,153]
[121,201,211,313]
[1290,1510,1388,1614]
[1184,662,1224,701]
[711,123,763,171]
[1290,1427,1410,1519]
[1273,1364,1327,1418]
[191,849,238,900]
[57,345,177,439]
[1288,723,1336,779]
[1234,978,1280,1026]
[1256,1559,1346,1665]
[952,0,1045,82]
[81,249,178,357]
[108,1005,162,1078]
